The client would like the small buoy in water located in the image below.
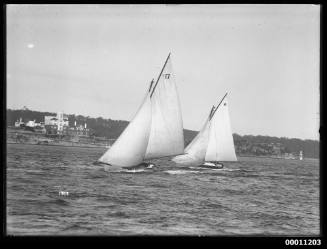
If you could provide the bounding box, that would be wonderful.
[147,164,154,169]
[59,191,69,196]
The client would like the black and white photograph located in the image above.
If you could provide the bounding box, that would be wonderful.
[5,4,320,238]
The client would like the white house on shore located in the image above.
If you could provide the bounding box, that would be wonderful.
[14,118,25,127]
[44,111,69,132]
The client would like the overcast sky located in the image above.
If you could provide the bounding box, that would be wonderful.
[7,4,320,140]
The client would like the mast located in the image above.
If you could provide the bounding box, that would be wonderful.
[150,53,171,98]
[210,92,228,119]
[209,105,216,120]
[148,79,155,92]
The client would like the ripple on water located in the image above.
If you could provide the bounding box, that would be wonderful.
[6,144,320,235]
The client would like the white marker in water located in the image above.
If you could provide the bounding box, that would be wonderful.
[59,191,69,196]
[147,164,154,169]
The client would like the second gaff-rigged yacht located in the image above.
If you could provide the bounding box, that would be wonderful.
[172,93,237,168]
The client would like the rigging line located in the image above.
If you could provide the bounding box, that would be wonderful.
[150,53,171,98]
[210,92,228,119]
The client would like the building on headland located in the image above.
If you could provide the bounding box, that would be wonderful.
[284,153,296,160]
[26,120,44,128]
[44,111,69,135]
[45,112,69,131]
[8,110,109,146]
[25,120,45,133]
[44,111,90,137]
[15,118,25,128]
[67,122,90,137]
[14,117,46,133]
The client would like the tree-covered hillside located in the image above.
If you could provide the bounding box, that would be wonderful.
[7,108,319,158]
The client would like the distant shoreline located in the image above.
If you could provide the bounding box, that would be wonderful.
[6,142,318,160]
[237,154,317,160]
[6,141,107,149]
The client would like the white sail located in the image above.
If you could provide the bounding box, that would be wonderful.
[98,54,184,167]
[172,108,213,165]
[144,55,184,159]
[205,97,237,162]
[98,92,152,167]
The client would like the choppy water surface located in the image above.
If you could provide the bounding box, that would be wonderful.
[6,144,319,235]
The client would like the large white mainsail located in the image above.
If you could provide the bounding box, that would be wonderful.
[205,96,237,162]
[98,53,184,168]
[98,90,152,167]
[144,54,184,159]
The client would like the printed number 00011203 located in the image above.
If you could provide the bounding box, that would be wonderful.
[285,239,321,246]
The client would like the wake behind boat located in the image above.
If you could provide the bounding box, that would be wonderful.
[96,53,184,171]
[172,93,237,169]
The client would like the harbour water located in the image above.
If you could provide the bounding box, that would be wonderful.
[6,144,319,235]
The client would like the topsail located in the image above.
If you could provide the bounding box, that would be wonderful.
[98,53,184,168]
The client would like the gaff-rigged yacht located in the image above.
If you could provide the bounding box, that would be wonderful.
[172,93,237,168]
[96,53,184,171]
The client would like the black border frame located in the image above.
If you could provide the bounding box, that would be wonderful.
[1,2,325,248]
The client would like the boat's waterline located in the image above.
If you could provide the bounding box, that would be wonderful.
[95,161,155,172]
